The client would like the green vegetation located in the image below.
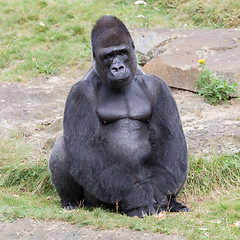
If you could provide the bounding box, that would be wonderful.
[187,153,240,195]
[1,1,240,239]
[0,0,240,82]
[1,133,239,198]
[0,135,240,239]
[196,59,238,105]
[1,188,239,239]
[0,136,52,195]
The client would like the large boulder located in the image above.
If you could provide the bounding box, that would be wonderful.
[131,28,240,95]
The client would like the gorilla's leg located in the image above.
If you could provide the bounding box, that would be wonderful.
[98,166,155,217]
[49,136,84,210]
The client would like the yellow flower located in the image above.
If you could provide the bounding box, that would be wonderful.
[198,59,206,64]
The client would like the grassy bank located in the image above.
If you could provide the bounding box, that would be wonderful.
[1,0,240,82]
[0,187,239,240]
[1,135,240,197]
[1,1,240,239]
[0,136,239,239]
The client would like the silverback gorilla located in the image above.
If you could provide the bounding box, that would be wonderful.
[49,15,190,217]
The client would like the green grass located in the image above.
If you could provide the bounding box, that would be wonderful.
[0,133,53,195]
[0,0,240,82]
[0,187,239,239]
[1,1,240,239]
[186,153,240,195]
[0,135,240,239]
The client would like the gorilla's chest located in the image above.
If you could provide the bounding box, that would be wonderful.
[97,82,152,124]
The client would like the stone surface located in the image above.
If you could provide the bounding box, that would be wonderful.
[0,70,239,156]
[131,28,240,95]
[172,89,240,156]
[0,219,185,240]
[0,67,79,149]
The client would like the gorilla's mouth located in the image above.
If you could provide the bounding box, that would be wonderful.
[108,77,131,90]
[111,76,130,84]
[113,78,128,83]
[109,72,130,82]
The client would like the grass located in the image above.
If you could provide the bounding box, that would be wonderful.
[0,187,239,239]
[0,133,53,195]
[0,135,240,239]
[186,154,240,195]
[0,0,240,82]
[1,1,240,239]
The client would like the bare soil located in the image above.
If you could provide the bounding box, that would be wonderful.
[0,219,184,240]
[172,89,240,156]
[0,70,239,156]
[0,70,239,239]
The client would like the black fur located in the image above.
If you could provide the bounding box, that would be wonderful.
[49,16,190,217]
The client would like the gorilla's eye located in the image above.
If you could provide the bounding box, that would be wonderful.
[119,50,127,56]
[105,54,114,61]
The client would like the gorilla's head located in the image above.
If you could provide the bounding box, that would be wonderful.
[91,16,137,91]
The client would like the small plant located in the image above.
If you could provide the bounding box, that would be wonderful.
[32,57,59,75]
[196,59,238,105]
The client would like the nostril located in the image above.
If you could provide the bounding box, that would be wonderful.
[112,67,118,73]
[119,66,124,71]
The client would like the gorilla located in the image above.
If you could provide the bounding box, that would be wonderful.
[49,15,190,217]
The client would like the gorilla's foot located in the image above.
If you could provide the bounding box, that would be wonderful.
[169,200,192,212]
[61,198,81,211]
[126,206,155,218]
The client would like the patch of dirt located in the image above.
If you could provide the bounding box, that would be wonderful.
[0,219,184,240]
[0,68,80,150]
[172,89,240,156]
[0,71,239,156]
[0,69,239,239]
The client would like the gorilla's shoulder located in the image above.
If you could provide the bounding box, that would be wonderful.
[68,68,99,99]
[136,68,170,95]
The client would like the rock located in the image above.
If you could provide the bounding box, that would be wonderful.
[0,70,79,150]
[43,118,63,150]
[42,132,62,150]
[131,28,240,95]
[172,89,240,156]
[44,118,63,135]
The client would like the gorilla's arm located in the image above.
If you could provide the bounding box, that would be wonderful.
[63,73,155,214]
[141,74,188,202]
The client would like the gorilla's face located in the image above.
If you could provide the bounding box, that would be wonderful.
[94,31,137,91]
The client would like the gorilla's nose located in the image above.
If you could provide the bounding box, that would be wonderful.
[111,65,125,75]
[111,59,126,76]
